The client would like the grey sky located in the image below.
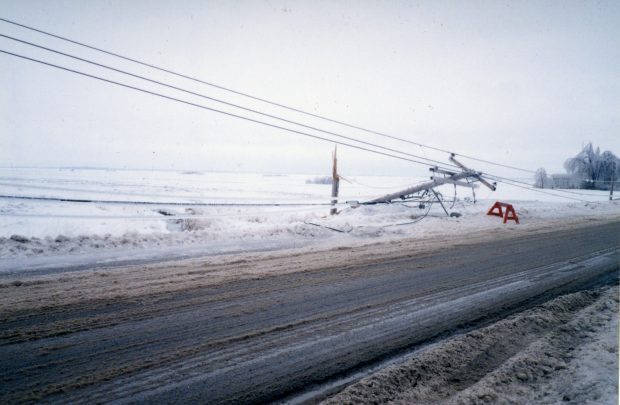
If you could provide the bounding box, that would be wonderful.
[1,0,618,177]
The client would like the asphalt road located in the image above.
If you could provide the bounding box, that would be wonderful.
[1,221,618,404]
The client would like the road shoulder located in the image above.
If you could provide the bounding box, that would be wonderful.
[322,284,619,404]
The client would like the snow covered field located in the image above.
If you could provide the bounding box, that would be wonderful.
[1,167,618,271]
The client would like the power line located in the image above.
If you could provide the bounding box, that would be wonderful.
[486,177,594,203]
[0,33,461,171]
[0,25,604,203]
[0,17,537,174]
[484,173,610,198]
[0,47,597,205]
[0,49,457,172]
[455,156,536,174]
[0,49,600,204]
[0,194,341,206]
[0,205,329,220]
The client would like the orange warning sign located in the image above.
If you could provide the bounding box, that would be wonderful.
[487,201,519,224]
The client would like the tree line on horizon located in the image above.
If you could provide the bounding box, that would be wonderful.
[534,142,619,190]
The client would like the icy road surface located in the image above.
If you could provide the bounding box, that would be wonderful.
[0,220,618,403]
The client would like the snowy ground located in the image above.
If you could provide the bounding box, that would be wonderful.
[1,167,618,271]
[0,168,617,403]
[322,284,619,404]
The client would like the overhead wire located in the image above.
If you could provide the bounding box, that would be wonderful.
[0,204,330,220]
[0,49,608,202]
[0,24,612,203]
[486,178,593,203]
[304,197,438,233]
[381,199,435,228]
[0,194,343,206]
[0,49,460,172]
[0,17,537,175]
[0,33,462,171]
[484,173,610,198]
[0,49,606,204]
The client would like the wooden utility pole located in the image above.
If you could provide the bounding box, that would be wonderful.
[330,146,340,215]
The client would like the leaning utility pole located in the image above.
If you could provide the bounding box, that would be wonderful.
[330,146,340,215]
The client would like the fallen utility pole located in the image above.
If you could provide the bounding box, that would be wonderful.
[368,154,495,208]
[368,172,472,204]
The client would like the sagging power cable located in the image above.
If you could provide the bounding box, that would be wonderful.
[0,194,341,206]
[484,174,607,200]
[0,48,603,204]
[0,27,608,202]
[0,17,537,174]
[486,178,591,203]
[0,33,462,171]
[0,49,459,172]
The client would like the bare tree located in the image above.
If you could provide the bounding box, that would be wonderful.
[600,151,620,183]
[534,167,550,188]
[564,142,619,189]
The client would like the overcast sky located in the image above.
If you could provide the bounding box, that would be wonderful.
[1,0,618,177]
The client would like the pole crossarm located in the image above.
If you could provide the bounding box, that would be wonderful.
[449,154,496,191]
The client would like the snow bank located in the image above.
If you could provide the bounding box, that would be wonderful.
[1,168,618,266]
[322,284,619,404]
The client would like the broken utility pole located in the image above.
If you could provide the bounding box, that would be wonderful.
[368,154,495,215]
